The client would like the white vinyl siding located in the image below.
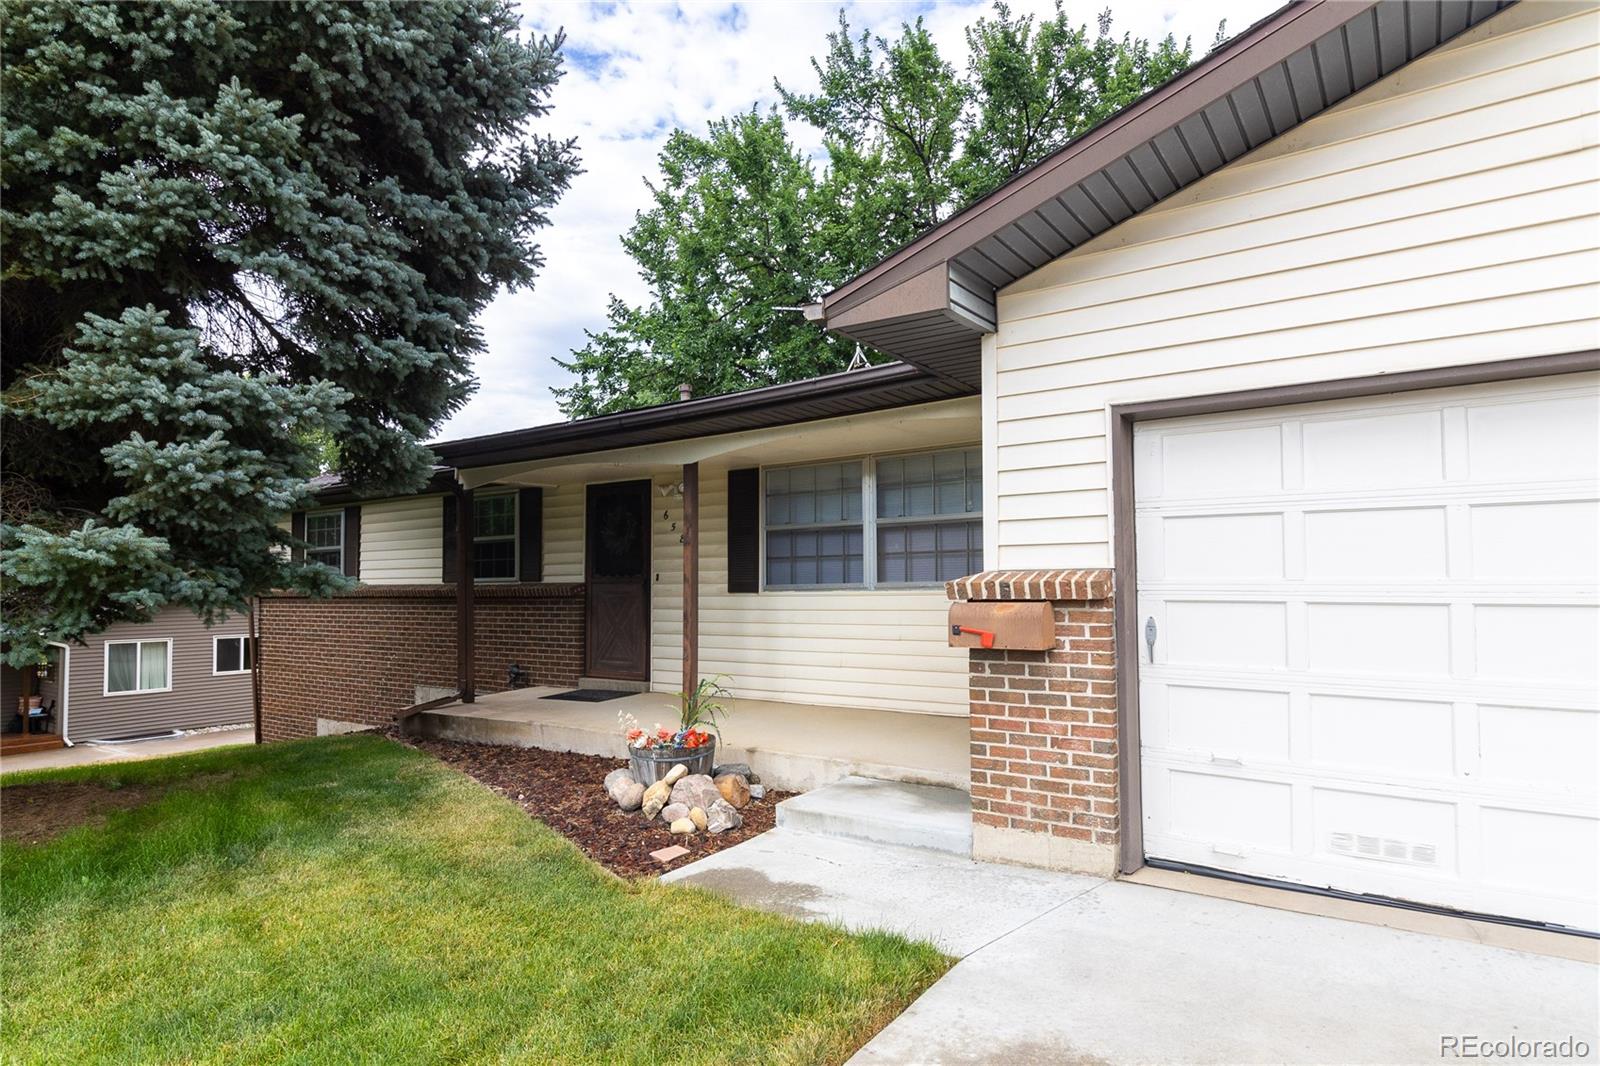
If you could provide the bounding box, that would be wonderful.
[358,496,443,584]
[988,3,1600,567]
[542,483,585,581]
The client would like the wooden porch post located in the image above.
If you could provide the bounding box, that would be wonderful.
[682,462,699,696]
[455,483,476,704]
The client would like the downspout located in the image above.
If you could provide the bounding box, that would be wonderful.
[251,596,263,744]
[46,641,72,746]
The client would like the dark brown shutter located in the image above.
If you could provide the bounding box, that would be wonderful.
[290,511,306,563]
[727,467,760,593]
[441,494,458,582]
[517,487,543,582]
[342,505,361,579]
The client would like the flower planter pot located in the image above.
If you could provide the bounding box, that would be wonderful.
[628,739,716,785]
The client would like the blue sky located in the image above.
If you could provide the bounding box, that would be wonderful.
[435,0,1279,441]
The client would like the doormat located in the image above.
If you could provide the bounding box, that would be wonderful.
[540,689,634,703]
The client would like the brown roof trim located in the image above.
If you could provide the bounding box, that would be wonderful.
[821,0,1372,319]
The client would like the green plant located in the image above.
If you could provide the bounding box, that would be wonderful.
[676,674,734,738]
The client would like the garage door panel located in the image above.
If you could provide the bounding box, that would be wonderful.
[1470,499,1600,580]
[1306,602,1452,677]
[1303,507,1448,579]
[1302,409,1444,489]
[1474,604,1599,682]
[1136,372,1600,930]
[1308,694,1456,778]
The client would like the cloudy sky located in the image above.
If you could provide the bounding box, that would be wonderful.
[435,0,1280,441]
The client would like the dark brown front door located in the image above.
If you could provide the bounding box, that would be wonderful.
[585,480,651,681]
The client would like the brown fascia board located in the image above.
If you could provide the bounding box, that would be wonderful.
[820,0,1375,322]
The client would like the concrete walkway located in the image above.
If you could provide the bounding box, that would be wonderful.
[664,829,1600,1065]
[0,726,252,774]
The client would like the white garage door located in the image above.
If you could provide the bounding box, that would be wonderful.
[1135,373,1600,931]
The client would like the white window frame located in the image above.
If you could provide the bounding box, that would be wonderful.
[303,508,344,571]
[212,634,253,676]
[760,444,982,592]
[103,638,174,697]
[471,490,519,583]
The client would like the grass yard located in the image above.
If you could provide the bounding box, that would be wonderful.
[1,735,949,1064]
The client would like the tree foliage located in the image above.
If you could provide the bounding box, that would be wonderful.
[1,1,578,664]
[558,2,1203,417]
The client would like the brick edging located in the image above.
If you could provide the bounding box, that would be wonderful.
[946,569,1113,602]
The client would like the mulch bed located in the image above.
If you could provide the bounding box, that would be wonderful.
[391,732,791,879]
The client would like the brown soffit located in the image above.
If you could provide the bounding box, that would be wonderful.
[820,0,1373,321]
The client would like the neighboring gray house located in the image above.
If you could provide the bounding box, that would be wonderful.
[2,606,254,752]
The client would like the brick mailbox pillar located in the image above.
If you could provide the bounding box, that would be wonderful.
[946,569,1119,876]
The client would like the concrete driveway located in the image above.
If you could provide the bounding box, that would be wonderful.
[664,829,1600,1065]
[0,727,252,774]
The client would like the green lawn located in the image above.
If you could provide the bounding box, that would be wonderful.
[1,735,948,1064]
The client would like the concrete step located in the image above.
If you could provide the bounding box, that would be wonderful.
[777,775,972,856]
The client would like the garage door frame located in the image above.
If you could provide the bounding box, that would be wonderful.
[1110,349,1600,877]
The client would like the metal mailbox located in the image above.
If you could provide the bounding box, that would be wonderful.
[947,601,1055,651]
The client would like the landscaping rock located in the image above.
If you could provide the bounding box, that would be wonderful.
[641,779,672,820]
[669,817,697,835]
[660,802,689,824]
[604,768,643,811]
[714,773,750,808]
[705,797,743,834]
[663,763,689,786]
[712,762,758,784]
[689,806,708,831]
[669,774,721,811]
[748,783,765,801]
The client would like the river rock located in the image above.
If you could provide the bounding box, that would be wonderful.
[662,763,689,786]
[705,797,743,834]
[689,806,708,830]
[669,773,721,810]
[604,768,643,811]
[660,802,689,824]
[712,762,757,784]
[714,773,750,808]
[748,783,765,801]
[641,779,672,820]
[669,817,697,835]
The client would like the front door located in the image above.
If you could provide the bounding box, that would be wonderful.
[585,480,651,681]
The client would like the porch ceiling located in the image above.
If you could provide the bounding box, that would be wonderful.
[456,396,979,490]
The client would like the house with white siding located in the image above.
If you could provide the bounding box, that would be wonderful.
[262,0,1598,934]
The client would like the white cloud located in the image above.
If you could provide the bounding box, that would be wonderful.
[437,0,1277,441]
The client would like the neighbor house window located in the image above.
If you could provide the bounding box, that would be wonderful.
[763,447,981,588]
[875,448,983,584]
[105,640,171,695]
[473,492,517,580]
[304,510,343,570]
[213,635,253,676]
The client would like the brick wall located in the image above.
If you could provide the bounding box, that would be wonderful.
[948,569,1119,876]
[258,584,585,741]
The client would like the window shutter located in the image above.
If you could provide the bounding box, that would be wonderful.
[290,511,306,563]
[518,488,543,582]
[727,467,760,593]
[441,494,458,582]
[342,505,362,579]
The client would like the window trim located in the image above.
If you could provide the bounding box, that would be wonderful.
[103,638,174,697]
[211,634,253,677]
[471,489,520,584]
[760,443,982,592]
[303,508,345,571]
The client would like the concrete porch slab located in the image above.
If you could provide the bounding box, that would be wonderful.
[777,775,972,856]
[411,688,968,793]
[660,832,1600,1065]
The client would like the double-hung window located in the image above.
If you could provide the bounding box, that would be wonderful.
[304,510,344,570]
[213,635,253,675]
[472,492,518,580]
[763,447,981,589]
[105,639,171,695]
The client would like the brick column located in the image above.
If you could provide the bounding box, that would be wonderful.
[947,569,1118,876]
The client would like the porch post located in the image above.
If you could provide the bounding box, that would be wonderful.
[682,462,699,695]
[455,483,476,704]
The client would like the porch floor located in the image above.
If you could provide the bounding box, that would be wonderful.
[409,687,968,793]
